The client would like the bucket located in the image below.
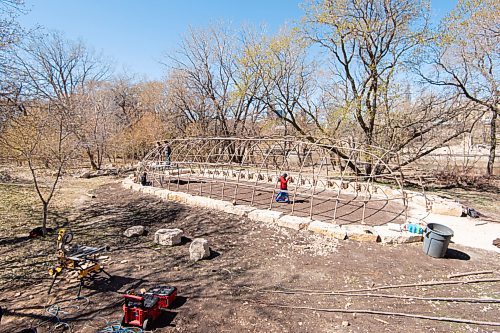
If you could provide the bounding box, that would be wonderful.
[422,223,454,258]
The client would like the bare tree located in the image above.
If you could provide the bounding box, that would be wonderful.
[0,102,78,234]
[0,0,24,66]
[0,0,25,130]
[417,0,499,175]
[74,81,116,169]
[163,69,213,136]
[245,28,341,138]
[0,31,108,234]
[110,75,142,129]
[166,24,265,137]
[302,0,430,147]
[107,77,170,161]
[288,0,488,174]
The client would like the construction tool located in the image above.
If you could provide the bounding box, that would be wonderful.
[48,229,112,298]
[122,286,177,330]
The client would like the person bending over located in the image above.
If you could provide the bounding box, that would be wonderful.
[275,173,291,203]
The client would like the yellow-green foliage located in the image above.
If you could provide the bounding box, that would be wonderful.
[441,0,499,45]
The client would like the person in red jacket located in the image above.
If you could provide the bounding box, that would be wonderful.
[275,173,291,203]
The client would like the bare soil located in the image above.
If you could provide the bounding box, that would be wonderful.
[156,177,406,226]
[0,171,499,333]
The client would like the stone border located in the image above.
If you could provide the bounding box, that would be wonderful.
[148,167,468,220]
[122,177,422,245]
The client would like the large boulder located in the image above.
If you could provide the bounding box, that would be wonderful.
[189,238,210,261]
[154,228,183,246]
[123,225,145,238]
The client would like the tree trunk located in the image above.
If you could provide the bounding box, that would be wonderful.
[42,201,48,236]
[86,147,98,170]
[487,111,497,176]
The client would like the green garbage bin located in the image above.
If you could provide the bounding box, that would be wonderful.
[422,223,454,258]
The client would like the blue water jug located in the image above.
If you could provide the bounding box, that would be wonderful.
[408,223,423,234]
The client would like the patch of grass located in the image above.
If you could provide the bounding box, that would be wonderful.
[0,184,41,237]
[0,183,73,291]
[429,187,499,219]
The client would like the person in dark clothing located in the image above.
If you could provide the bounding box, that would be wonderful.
[165,145,172,165]
[275,173,291,203]
[140,172,151,186]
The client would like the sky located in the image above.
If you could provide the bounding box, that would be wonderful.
[18,0,457,81]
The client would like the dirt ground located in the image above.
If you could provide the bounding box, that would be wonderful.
[0,170,499,333]
[153,176,407,226]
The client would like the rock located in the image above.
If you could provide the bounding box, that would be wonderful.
[408,193,428,208]
[79,171,91,179]
[493,238,500,248]
[308,221,347,240]
[342,321,350,327]
[156,189,171,200]
[141,187,157,195]
[382,188,403,199]
[187,196,232,211]
[189,238,210,261]
[168,191,193,203]
[277,215,311,230]
[386,223,402,231]
[154,228,183,246]
[0,171,12,182]
[373,225,423,244]
[431,201,463,217]
[131,183,142,191]
[221,204,256,217]
[247,209,283,224]
[342,225,379,242]
[123,225,145,238]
